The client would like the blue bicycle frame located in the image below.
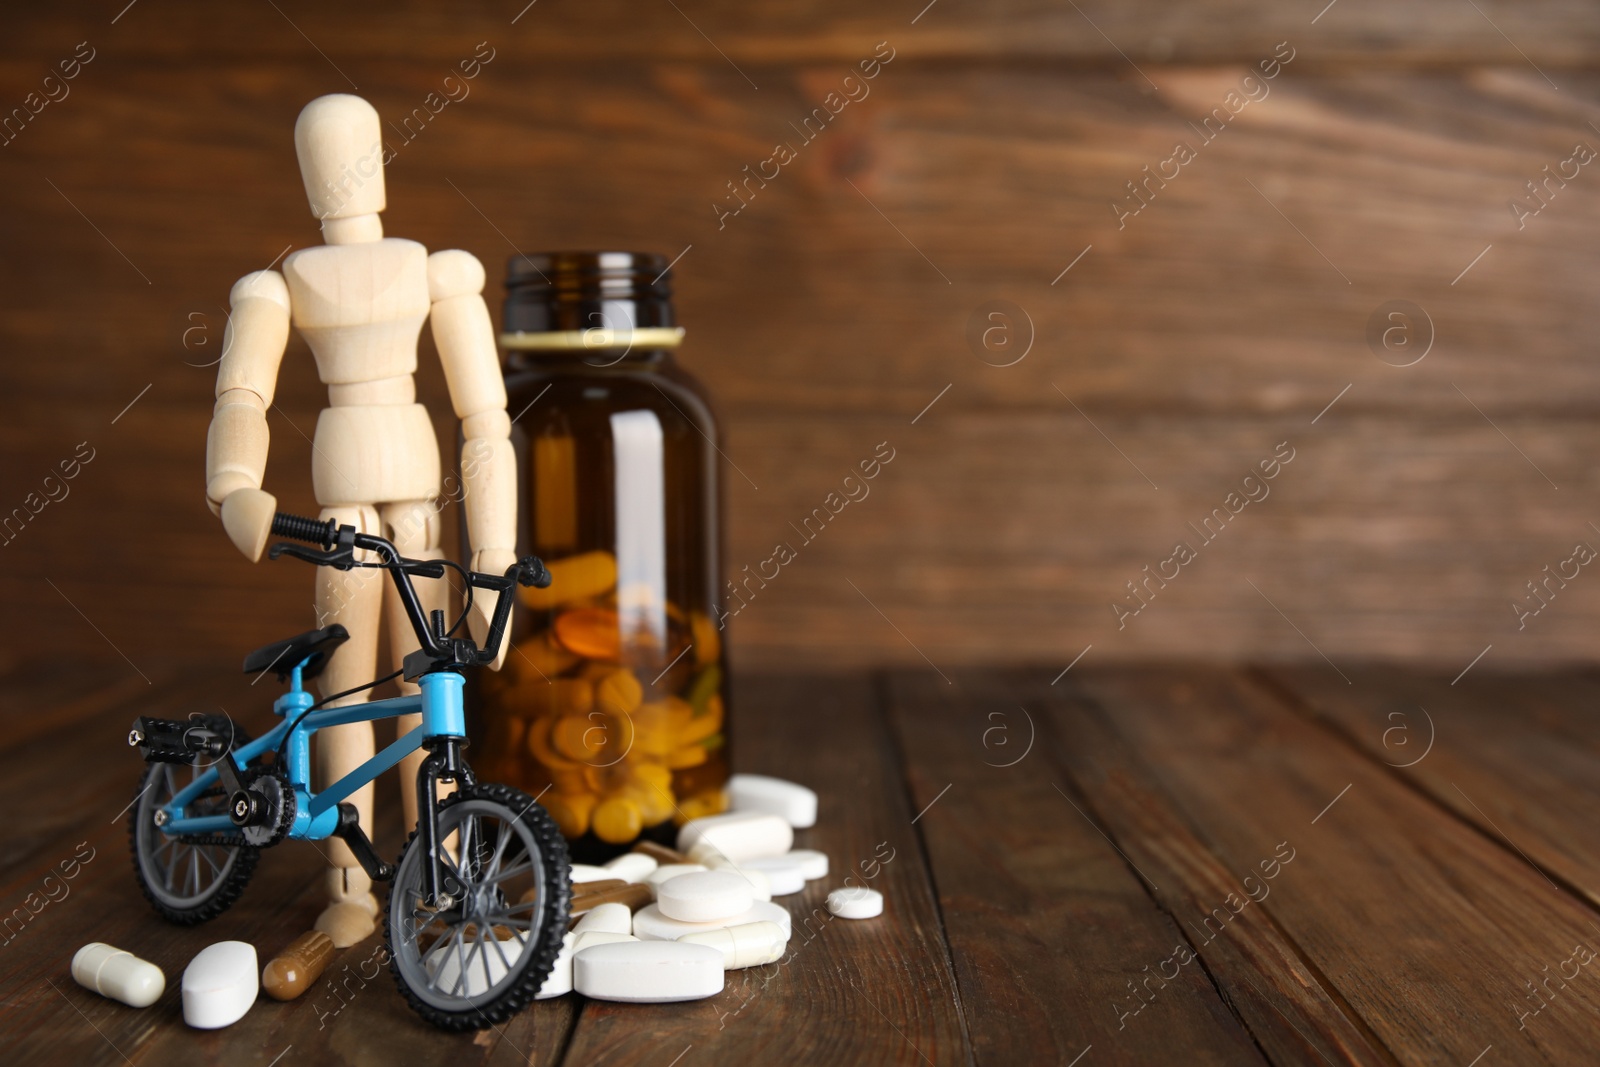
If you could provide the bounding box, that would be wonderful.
[159,658,464,842]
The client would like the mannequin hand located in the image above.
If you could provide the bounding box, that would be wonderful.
[220,488,278,562]
[469,547,518,670]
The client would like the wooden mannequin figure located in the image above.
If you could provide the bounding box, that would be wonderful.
[203,94,516,946]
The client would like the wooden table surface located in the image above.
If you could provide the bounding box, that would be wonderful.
[4,661,1598,1065]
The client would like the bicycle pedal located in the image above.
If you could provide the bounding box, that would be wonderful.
[129,716,229,764]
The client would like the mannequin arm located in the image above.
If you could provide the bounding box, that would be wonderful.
[205,270,291,561]
[428,250,515,668]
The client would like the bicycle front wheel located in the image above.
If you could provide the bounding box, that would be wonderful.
[387,782,570,1030]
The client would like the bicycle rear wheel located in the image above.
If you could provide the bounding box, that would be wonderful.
[387,782,570,1030]
[129,715,258,924]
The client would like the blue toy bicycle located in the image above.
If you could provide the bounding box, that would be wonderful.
[127,511,571,1030]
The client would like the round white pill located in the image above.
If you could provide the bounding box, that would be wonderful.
[536,933,576,999]
[633,900,792,942]
[741,856,805,896]
[181,941,259,1029]
[656,871,754,923]
[645,863,707,896]
[569,864,615,884]
[572,902,634,936]
[728,773,818,828]
[826,887,883,919]
[424,932,524,997]
[602,853,658,884]
[677,812,793,863]
[679,921,788,970]
[787,849,830,881]
[574,939,724,1003]
[72,943,164,1009]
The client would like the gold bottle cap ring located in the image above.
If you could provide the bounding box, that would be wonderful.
[499,327,686,351]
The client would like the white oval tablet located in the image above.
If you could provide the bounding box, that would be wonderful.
[602,853,658,884]
[633,900,792,941]
[536,933,576,999]
[678,812,793,863]
[645,863,708,896]
[573,939,724,1003]
[741,856,806,896]
[182,941,259,1029]
[728,773,818,828]
[787,849,830,881]
[72,943,164,1009]
[679,921,787,970]
[656,871,754,923]
[572,902,634,936]
[571,930,638,952]
[826,887,883,919]
[425,930,525,997]
[570,864,615,883]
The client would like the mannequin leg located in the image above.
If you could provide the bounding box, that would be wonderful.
[312,503,384,942]
[381,498,449,833]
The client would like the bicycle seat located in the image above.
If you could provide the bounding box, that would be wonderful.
[242,625,349,680]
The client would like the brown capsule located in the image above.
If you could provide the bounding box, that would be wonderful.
[568,881,653,915]
[262,930,335,1001]
[521,877,632,910]
[632,840,692,866]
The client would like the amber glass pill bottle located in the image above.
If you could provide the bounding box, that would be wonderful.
[466,251,730,860]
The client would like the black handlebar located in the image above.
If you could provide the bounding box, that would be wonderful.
[267,510,550,675]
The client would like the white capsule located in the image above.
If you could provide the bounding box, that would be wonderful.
[679,921,787,970]
[787,849,830,881]
[678,812,793,863]
[602,852,658,884]
[826,887,883,920]
[728,773,818,828]
[644,863,708,897]
[656,871,754,923]
[71,943,164,1009]
[572,902,634,936]
[574,939,724,1003]
[741,856,806,896]
[181,941,258,1029]
[536,933,576,999]
[569,864,615,884]
[633,900,792,942]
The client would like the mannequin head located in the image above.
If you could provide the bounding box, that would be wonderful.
[294,94,386,238]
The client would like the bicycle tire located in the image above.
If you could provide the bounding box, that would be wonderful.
[129,715,259,924]
[386,781,571,1030]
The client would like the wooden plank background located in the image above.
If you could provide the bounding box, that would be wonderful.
[3,1,1600,678]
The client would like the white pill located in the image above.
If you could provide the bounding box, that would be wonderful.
[536,933,576,999]
[574,939,724,1003]
[678,812,793,863]
[645,863,707,896]
[826,887,883,919]
[572,930,638,952]
[741,856,806,896]
[787,849,830,881]
[698,854,774,901]
[425,930,526,997]
[570,864,615,884]
[71,943,164,1009]
[602,853,658,884]
[573,902,634,936]
[633,900,792,942]
[679,921,787,970]
[181,941,258,1029]
[728,773,818,828]
[656,871,754,923]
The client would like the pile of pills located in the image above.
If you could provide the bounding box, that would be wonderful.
[476,549,731,843]
[72,774,883,1019]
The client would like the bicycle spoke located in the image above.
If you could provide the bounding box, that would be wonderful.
[484,819,512,881]
[484,859,533,886]
[485,929,515,974]
[477,927,495,992]
[164,839,181,891]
